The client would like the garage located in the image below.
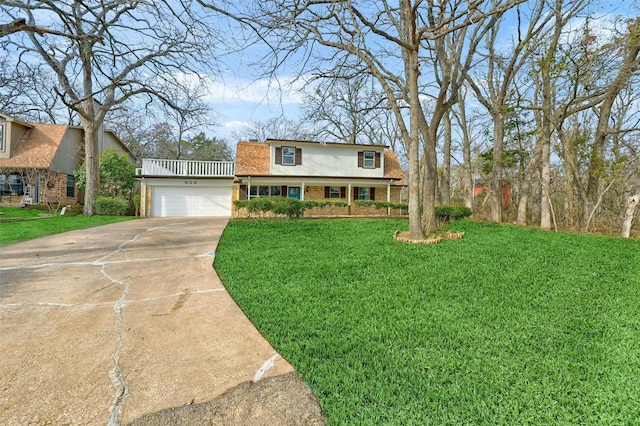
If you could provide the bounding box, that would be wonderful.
[151,185,232,217]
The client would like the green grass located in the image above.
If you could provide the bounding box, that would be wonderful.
[0,206,135,246]
[214,219,640,425]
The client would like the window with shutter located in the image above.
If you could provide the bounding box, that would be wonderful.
[363,151,375,168]
[355,187,370,200]
[282,146,295,165]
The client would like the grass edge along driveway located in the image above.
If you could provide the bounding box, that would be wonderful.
[214,219,640,425]
[0,207,135,246]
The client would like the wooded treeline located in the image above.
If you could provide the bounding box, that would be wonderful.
[1,1,639,235]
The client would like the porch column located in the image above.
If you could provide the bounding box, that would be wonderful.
[301,182,305,201]
[140,179,146,217]
[387,181,391,216]
[348,183,352,216]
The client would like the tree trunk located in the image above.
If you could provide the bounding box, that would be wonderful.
[457,105,474,211]
[441,111,451,206]
[622,194,640,238]
[402,0,424,240]
[489,112,504,223]
[81,119,100,216]
[422,126,438,235]
[516,143,542,225]
[539,127,552,230]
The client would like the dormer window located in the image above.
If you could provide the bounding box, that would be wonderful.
[358,150,381,169]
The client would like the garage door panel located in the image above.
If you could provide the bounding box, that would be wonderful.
[152,186,231,217]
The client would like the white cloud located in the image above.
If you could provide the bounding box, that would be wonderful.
[203,75,306,105]
[223,120,251,128]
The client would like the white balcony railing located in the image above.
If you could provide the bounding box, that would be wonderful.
[140,158,235,177]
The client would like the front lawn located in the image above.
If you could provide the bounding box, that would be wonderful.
[0,206,135,246]
[214,219,640,425]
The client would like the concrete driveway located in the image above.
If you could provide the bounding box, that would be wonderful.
[0,218,324,425]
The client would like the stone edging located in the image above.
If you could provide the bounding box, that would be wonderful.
[393,230,464,244]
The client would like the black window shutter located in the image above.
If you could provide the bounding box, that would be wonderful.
[358,152,363,168]
[275,147,282,165]
[353,186,359,200]
[324,186,330,198]
[370,187,376,200]
[340,187,346,198]
[295,148,302,165]
[282,186,288,197]
[240,185,247,200]
[375,152,381,168]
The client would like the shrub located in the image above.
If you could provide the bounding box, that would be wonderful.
[94,197,128,216]
[354,200,408,210]
[235,198,348,217]
[247,198,274,215]
[451,206,472,220]
[435,205,472,224]
[303,200,348,209]
[233,200,249,210]
[273,197,304,218]
[75,149,136,202]
[133,193,141,216]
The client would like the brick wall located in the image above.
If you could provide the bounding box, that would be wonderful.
[232,184,406,218]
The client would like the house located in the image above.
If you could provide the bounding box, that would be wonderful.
[137,139,407,217]
[0,112,135,206]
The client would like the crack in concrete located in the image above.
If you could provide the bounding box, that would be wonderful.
[106,266,129,426]
[0,289,226,309]
[100,221,199,426]
[0,255,204,272]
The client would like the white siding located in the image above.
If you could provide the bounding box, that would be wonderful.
[271,144,385,177]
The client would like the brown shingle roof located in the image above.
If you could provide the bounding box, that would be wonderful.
[383,150,407,185]
[235,141,270,175]
[0,123,68,169]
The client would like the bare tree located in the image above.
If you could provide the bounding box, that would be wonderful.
[1,0,225,214]
[156,75,218,160]
[451,92,476,211]
[586,17,640,214]
[302,72,388,144]
[233,116,311,142]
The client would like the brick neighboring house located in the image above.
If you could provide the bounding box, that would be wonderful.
[0,112,135,206]
[137,139,407,217]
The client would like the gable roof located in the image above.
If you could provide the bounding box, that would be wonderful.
[235,140,407,184]
[0,123,68,169]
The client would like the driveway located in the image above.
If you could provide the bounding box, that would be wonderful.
[0,218,324,425]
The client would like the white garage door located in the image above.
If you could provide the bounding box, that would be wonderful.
[152,186,232,217]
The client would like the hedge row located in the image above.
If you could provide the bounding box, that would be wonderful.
[233,198,349,218]
[234,197,472,221]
